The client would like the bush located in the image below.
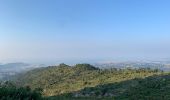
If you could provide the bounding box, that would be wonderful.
[0,82,43,100]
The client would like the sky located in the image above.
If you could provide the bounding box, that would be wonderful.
[0,0,170,64]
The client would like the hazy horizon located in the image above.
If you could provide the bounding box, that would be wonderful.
[1,0,170,64]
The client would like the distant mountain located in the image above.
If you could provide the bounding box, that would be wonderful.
[0,63,44,80]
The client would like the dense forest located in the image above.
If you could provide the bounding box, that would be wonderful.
[1,64,170,100]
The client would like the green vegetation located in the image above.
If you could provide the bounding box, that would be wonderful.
[0,81,42,100]
[14,63,170,100]
[117,74,170,100]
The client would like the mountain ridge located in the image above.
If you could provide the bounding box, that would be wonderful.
[16,63,162,97]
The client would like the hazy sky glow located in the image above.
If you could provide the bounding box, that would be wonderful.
[0,0,170,64]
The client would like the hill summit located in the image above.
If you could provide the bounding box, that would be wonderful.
[16,63,163,98]
[74,64,99,71]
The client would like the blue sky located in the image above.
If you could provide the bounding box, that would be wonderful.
[0,0,170,64]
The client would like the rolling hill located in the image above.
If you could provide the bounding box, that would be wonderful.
[14,63,170,100]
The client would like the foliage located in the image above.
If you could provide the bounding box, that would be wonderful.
[15,63,164,99]
[0,81,43,100]
[116,74,170,100]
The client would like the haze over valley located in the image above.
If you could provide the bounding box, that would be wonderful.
[1,0,170,99]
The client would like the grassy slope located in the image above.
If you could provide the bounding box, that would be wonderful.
[16,64,163,99]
